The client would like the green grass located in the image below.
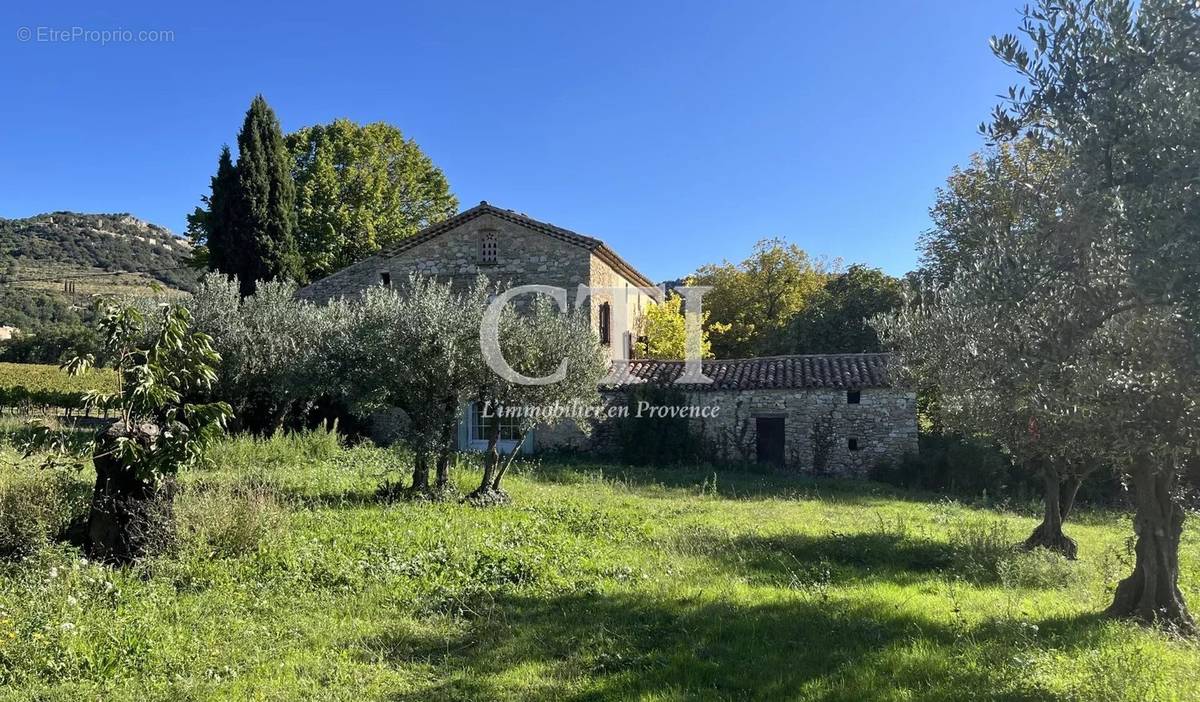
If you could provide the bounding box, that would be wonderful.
[1,431,1198,700]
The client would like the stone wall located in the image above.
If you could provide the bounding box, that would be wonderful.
[298,212,657,364]
[297,212,594,303]
[534,387,918,477]
[587,253,658,362]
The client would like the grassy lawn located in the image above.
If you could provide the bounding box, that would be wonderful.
[1,431,1198,700]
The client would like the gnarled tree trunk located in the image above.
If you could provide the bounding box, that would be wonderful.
[468,418,507,504]
[490,431,526,493]
[434,401,458,492]
[410,453,431,494]
[1106,456,1194,632]
[1024,461,1082,559]
[87,421,171,563]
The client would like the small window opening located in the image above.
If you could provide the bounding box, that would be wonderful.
[379,271,391,287]
[598,302,611,345]
[848,438,860,451]
[479,231,498,264]
[847,389,861,405]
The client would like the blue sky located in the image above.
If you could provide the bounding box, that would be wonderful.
[0,1,1022,281]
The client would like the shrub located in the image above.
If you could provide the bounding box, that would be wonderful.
[0,323,102,365]
[614,385,709,467]
[948,516,1015,581]
[185,275,342,434]
[0,469,89,559]
[997,546,1083,589]
[870,433,1036,501]
[175,481,283,558]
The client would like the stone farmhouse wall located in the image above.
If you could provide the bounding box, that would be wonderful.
[588,253,656,362]
[297,210,656,363]
[297,212,592,303]
[535,387,918,477]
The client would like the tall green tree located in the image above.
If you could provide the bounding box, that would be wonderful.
[287,119,458,279]
[186,145,238,275]
[231,95,302,294]
[691,238,830,358]
[919,138,1067,288]
[789,265,904,353]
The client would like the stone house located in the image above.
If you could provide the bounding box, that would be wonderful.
[299,202,917,473]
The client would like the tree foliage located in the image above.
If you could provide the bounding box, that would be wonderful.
[189,96,303,295]
[788,265,903,354]
[633,289,722,360]
[186,274,336,434]
[919,138,1067,288]
[30,301,233,561]
[287,119,458,279]
[691,238,831,358]
[471,295,607,499]
[987,0,1200,630]
[329,276,489,495]
[884,0,1199,627]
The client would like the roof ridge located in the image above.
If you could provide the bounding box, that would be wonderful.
[372,201,656,288]
[626,352,893,364]
[607,353,897,390]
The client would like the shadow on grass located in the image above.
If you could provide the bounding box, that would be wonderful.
[361,589,1106,701]
[521,457,953,507]
[685,529,958,588]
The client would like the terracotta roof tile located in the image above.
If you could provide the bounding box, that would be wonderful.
[603,353,895,391]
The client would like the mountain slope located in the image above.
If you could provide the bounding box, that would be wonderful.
[0,212,199,330]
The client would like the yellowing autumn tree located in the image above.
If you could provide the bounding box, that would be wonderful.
[634,291,726,360]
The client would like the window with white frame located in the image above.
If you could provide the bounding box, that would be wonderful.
[470,403,521,442]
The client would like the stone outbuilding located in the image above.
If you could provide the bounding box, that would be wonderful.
[538,353,918,475]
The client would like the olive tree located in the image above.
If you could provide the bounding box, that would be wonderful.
[879,133,1120,557]
[186,274,334,433]
[988,0,1200,629]
[877,219,1113,558]
[470,294,607,503]
[332,275,490,497]
[1074,309,1198,628]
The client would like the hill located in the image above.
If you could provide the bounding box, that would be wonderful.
[0,212,199,330]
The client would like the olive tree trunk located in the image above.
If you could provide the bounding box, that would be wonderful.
[490,431,527,493]
[1024,462,1082,559]
[1106,456,1195,632]
[434,400,459,491]
[468,418,506,503]
[410,453,431,494]
[86,421,172,563]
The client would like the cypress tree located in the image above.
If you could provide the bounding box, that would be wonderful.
[205,145,237,276]
[185,144,238,275]
[230,95,301,295]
